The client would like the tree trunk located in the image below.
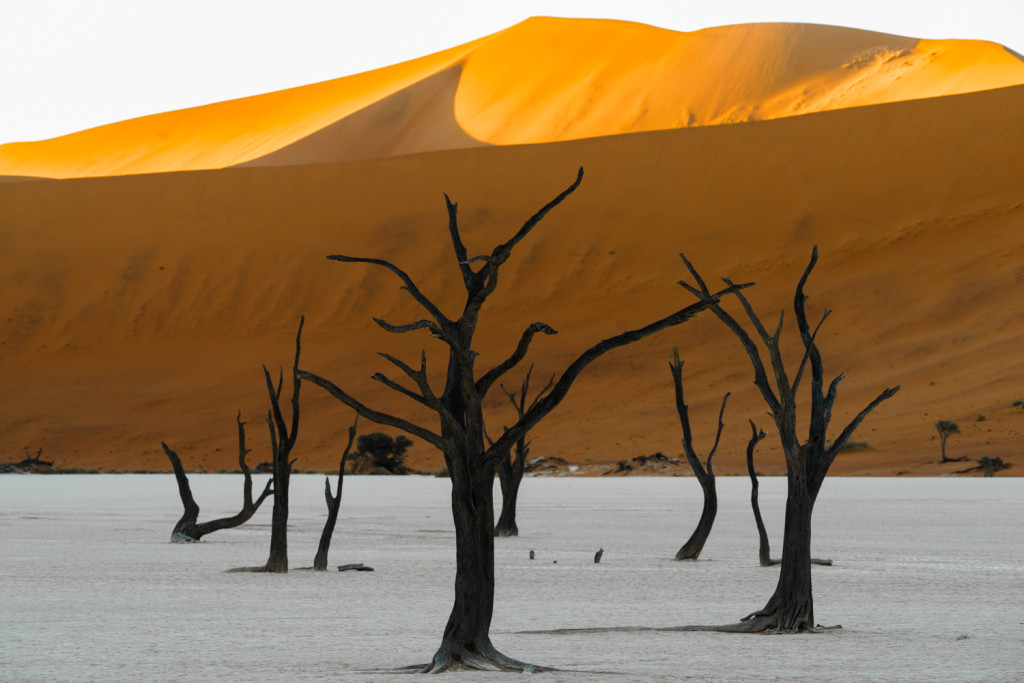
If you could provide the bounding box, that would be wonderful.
[166,445,201,541]
[744,423,776,566]
[252,318,304,573]
[675,475,716,560]
[423,461,538,672]
[264,452,290,573]
[313,472,342,571]
[313,421,356,571]
[669,353,727,561]
[493,453,523,537]
[738,476,816,632]
[748,471,774,567]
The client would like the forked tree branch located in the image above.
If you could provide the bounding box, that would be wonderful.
[723,278,795,410]
[262,316,304,454]
[379,351,464,441]
[236,411,274,508]
[669,349,729,478]
[814,384,900,493]
[791,310,830,395]
[679,255,783,418]
[793,247,830,438]
[463,168,585,315]
[489,167,584,268]
[500,365,556,417]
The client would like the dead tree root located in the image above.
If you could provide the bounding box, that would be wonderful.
[225,565,286,573]
[520,617,841,636]
[760,557,832,566]
[418,643,549,673]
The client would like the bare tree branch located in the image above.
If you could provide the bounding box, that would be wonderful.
[490,280,752,457]
[476,322,557,398]
[816,384,900,492]
[444,193,474,288]
[314,415,359,571]
[236,411,273,508]
[489,167,584,268]
[373,317,444,338]
[327,255,451,327]
[680,259,783,419]
[724,278,794,408]
[371,372,431,408]
[500,366,556,416]
[792,247,829,441]
[705,391,731,474]
[462,168,585,317]
[379,351,464,441]
[791,310,830,395]
[298,369,445,450]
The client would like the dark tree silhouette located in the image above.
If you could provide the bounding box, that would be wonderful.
[669,349,729,561]
[745,420,831,567]
[298,168,751,672]
[674,246,898,632]
[313,416,359,571]
[936,420,965,462]
[743,420,775,566]
[493,365,554,537]
[231,317,304,573]
[162,412,273,542]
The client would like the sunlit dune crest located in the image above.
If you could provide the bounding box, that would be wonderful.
[2,17,1023,179]
[452,18,1024,144]
[0,37,487,179]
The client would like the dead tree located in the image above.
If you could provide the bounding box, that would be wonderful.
[493,365,554,537]
[744,420,776,566]
[313,416,358,571]
[936,420,965,462]
[232,317,304,573]
[298,167,751,672]
[161,413,273,542]
[676,246,898,632]
[669,349,728,561]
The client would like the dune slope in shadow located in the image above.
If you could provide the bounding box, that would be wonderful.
[1,84,1021,474]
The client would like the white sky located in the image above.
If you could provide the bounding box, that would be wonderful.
[2,0,1022,145]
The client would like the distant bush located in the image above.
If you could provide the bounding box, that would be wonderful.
[977,456,1008,477]
[353,433,414,474]
[1011,400,1024,409]
[838,441,871,452]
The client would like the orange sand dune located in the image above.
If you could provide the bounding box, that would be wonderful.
[2,18,1023,179]
[1,82,1022,475]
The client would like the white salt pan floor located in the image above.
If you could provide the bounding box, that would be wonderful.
[1,475,1021,681]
